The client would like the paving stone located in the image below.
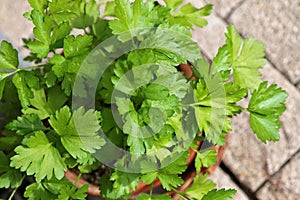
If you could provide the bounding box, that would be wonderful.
[0,0,33,55]
[256,152,300,200]
[229,0,300,84]
[204,0,245,18]
[209,167,250,200]
[223,112,277,191]
[192,13,227,58]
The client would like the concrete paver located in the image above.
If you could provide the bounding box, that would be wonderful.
[229,0,300,84]
[0,0,33,56]
[204,0,244,18]
[209,167,250,200]
[256,152,300,200]
[192,12,227,58]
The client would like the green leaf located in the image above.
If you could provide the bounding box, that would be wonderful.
[0,81,21,122]
[226,25,267,90]
[139,26,200,63]
[195,149,217,174]
[141,172,157,184]
[0,130,23,151]
[23,89,55,119]
[0,77,6,99]
[28,178,88,199]
[137,194,172,200]
[177,4,213,28]
[109,0,158,41]
[57,184,88,200]
[0,151,23,189]
[12,71,40,108]
[6,114,46,135]
[78,161,99,173]
[164,0,182,11]
[24,182,56,200]
[157,173,183,191]
[10,131,67,182]
[160,151,188,174]
[99,176,117,199]
[45,71,57,87]
[28,0,48,13]
[27,41,49,59]
[201,188,237,200]
[47,86,69,111]
[27,10,52,58]
[41,178,71,195]
[23,87,68,119]
[0,71,16,99]
[194,76,229,145]
[92,19,113,42]
[248,82,287,143]
[110,171,140,199]
[64,35,93,58]
[249,82,287,115]
[51,22,72,46]
[224,82,247,116]
[49,106,105,164]
[185,174,216,199]
[50,35,93,95]
[156,152,188,191]
[104,1,116,16]
[250,114,281,142]
[0,40,19,70]
[71,0,100,29]
[211,44,231,77]
[48,0,78,25]
[0,169,23,189]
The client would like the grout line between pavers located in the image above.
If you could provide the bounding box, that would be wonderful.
[254,148,300,194]
[220,162,258,200]
[224,0,247,21]
[294,79,300,87]
[264,51,300,88]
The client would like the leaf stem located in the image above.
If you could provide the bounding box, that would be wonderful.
[18,64,45,71]
[74,172,82,187]
[172,187,189,200]
[149,182,153,197]
[8,188,18,200]
[182,102,203,107]
[8,175,25,200]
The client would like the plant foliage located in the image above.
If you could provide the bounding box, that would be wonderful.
[0,0,287,199]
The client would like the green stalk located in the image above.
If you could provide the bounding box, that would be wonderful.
[149,182,153,198]
[172,187,189,200]
[8,175,25,200]
[74,172,82,187]
[18,64,45,71]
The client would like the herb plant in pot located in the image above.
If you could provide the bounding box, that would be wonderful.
[0,0,288,199]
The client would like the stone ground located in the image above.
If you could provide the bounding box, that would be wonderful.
[0,0,299,200]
